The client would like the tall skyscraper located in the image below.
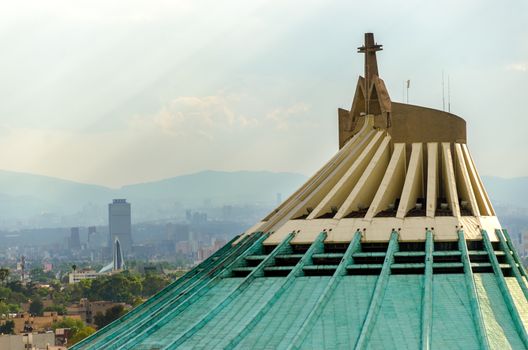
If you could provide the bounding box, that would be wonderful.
[69,227,81,251]
[87,226,96,243]
[108,199,132,255]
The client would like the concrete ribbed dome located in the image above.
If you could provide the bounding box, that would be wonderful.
[246,114,501,246]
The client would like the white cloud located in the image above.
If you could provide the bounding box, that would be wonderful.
[131,94,259,140]
[1,0,527,186]
[266,103,311,131]
[506,62,528,72]
[0,94,315,187]
[0,0,199,23]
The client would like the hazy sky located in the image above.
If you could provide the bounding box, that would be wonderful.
[0,0,527,187]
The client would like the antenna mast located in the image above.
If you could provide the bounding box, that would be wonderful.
[448,75,451,113]
[442,71,445,111]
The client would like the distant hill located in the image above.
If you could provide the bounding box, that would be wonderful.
[481,176,528,209]
[0,169,307,228]
[120,170,307,204]
[0,169,526,229]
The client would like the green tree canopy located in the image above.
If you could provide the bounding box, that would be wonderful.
[141,274,170,297]
[94,304,127,329]
[52,317,93,346]
[29,299,44,316]
[44,304,67,315]
[52,317,84,332]
[69,326,95,345]
[0,320,15,334]
[0,268,9,285]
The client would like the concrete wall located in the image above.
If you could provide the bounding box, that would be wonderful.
[389,102,466,144]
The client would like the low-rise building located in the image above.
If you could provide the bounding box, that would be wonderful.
[68,270,98,284]
[0,332,57,349]
[66,299,128,326]
[2,312,82,335]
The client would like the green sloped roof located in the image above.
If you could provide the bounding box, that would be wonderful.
[71,229,528,350]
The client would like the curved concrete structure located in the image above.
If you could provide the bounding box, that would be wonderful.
[72,33,528,350]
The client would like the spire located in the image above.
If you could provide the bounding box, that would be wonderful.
[339,33,390,149]
[357,33,383,114]
[358,33,382,83]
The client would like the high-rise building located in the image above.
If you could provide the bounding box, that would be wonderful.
[69,227,81,251]
[108,199,132,255]
[87,226,96,243]
[72,33,528,350]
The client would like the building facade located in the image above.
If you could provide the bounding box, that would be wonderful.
[108,199,132,255]
[68,270,98,284]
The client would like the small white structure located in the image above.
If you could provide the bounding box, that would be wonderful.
[68,270,98,284]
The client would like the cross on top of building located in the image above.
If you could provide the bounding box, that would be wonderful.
[357,33,383,85]
[357,33,383,54]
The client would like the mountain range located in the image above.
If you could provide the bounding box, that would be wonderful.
[0,169,526,229]
[0,169,306,228]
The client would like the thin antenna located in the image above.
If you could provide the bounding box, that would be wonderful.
[442,70,445,111]
[406,80,410,103]
[448,75,451,113]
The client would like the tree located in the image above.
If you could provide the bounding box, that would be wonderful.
[0,302,9,316]
[44,304,67,315]
[0,320,15,334]
[89,273,142,304]
[6,281,24,293]
[0,302,18,316]
[52,317,84,334]
[0,268,9,285]
[30,268,55,284]
[69,326,95,345]
[94,305,127,329]
[29,299,44,316]
[141,274,169,297]
[52,317,93,345]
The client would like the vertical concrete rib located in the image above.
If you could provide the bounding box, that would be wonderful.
[454,143,480,216]
[257,117,374,236]
[224,232,327,350]
[421,230,433,350]
[482,230,528,346]
[307,130,382,220]
[287,231,362,350]
[354,231,398,350]
[441,143,461,217]
[425,143,438,218]
[263,116,372,223]
[502,229,528,282]
[101,233,270,350]
[336,136,392,219]
[495,229,528,300]
[458,230,490,350]
[161,232,296,350]
[396,142,423,219]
